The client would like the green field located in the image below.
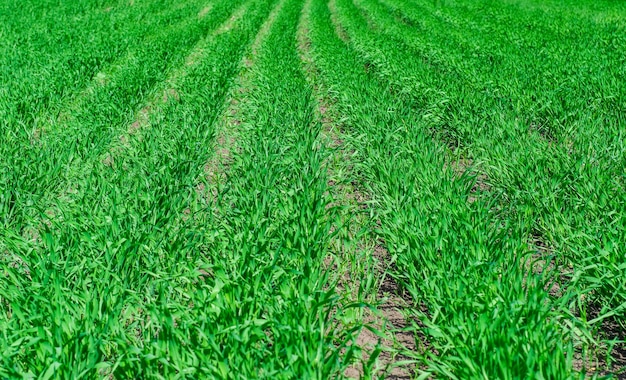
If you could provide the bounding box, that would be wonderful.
[1,0,625,378]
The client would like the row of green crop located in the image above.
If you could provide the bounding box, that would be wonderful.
[191,0,369,376]
[2,0,623,376]
[352,0,626,321]
[0,0,209,131]
[377,0,626,140]
[0,0,238,231]
[305,0,626,377]
[0,0,283,377]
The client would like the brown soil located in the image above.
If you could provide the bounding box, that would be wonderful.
[448,157,490,203]
[200,0,287,199]
[107,9,249,164]
[298,1,416,377]
[350,245,416,379]
[328,0,350,43]
[215,5,248,35]
[162,88,180,103]
[102,153,114,167]
[198,4,213,19]
[30,127,42,145]
[527,232,625,376]
[570,303,626,377]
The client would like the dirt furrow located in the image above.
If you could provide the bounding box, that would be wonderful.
[198,3,213,18]
[297,0,416,377]
[214,4,249,35]
[328,0,350,42]
[200,0,288,199]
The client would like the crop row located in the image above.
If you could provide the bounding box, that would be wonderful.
[306,0,625,377]
[1,0,281,376]
[1,0,624,377]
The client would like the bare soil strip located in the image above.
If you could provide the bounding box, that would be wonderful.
[198,3,213,18]
[328,0,350,42]
[298,1,415,377]
[215,4,249,35]
[200,0,288,200]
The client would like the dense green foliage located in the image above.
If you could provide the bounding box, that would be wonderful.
[307,0,626,377]
[1,0,624,378]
